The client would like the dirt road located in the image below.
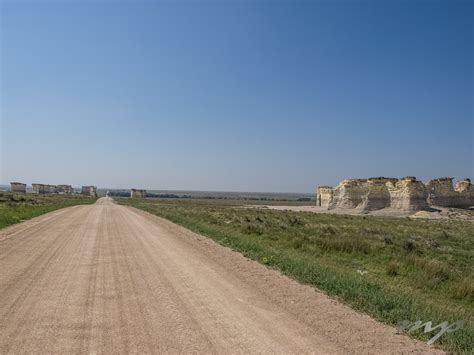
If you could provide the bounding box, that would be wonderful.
[0,198,440,354]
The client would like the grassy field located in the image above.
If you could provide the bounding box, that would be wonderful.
[119,198,473,353]
[0,192,97,230]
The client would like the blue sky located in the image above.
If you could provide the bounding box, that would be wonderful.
[1,0,472,192]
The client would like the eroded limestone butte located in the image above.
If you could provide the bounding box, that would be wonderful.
[316,176,473,212]
[360,177,397,211]
[328,179,367,210]
[386,177,429,211]
[454,179,474,207]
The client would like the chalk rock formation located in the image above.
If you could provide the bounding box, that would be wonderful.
[358,177,397,211]
[81,186,97,197]
[454,178,474,207]
[10,182,26,193]
[329,179,367,209]
[317,186,334,208]
[32,184,57,194]
[316,176,472,212]
[424,178,474,207]
[57,184,74,194]
[386,177,428,211]
[455,178,471,193]
[327,177,398,211]
[426,177,458,207]
[130,189,146,199]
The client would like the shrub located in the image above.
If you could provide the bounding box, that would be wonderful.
[319,224,338,235]
[261,255,274,265]
[425,239,440,248]
[288,216,305,226]
[292,239,303,249]
[403,238,417,252]
[386,260,400,276]
[441,230,451,239]
[242,223,264,235]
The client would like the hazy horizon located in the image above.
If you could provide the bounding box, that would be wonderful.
[1,0,472,193]
[2,178,473,195]
[0,183,316,195]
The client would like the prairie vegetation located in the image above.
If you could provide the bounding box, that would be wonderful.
[119,198,473,353]
[0,192,97,229]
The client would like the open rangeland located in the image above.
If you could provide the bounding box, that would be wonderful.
[119,197,474,353]
[0,197,447,354]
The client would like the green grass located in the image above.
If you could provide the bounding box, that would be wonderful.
[119,198,474,353]
[0,192,97,229]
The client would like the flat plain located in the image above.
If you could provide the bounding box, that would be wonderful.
[0,197,445,354]
[119,197,474,353]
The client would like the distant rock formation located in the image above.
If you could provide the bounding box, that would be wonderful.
[455,178,471,193]
[81,186,98,197]
[453,178,473,207]
[426,177,457,206]
[56,185,74,195]
[31,183,73,195]
[32,183,57,194]
[130,189,146,198]
[10,182,26,193]
[316,186,334,208]
[316,176,473,212]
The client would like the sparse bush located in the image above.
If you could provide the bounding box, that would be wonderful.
[242,223,264,235]
[403,238,417,252]
[383,236,393,245]
[292,239,303,249]
[319,224,338,235]
[261,255,274,265]
[425,239,440,248]
[288,216,305,226]
[386,260,400,276]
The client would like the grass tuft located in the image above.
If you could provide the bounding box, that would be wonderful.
[386,260,400,276]
[456,277,474,302]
